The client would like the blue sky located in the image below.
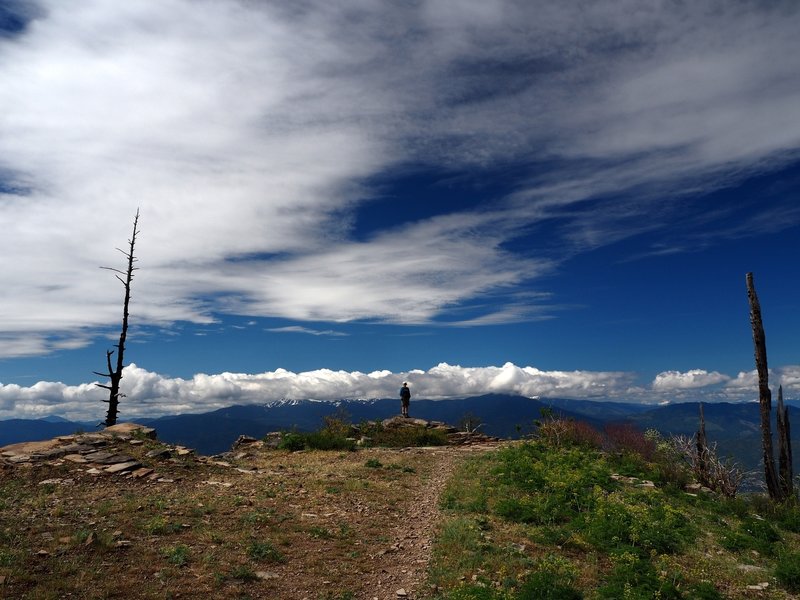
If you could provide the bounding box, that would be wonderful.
[0,0,798,421]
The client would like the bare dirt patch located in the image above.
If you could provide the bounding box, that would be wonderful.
[0,435,498,599]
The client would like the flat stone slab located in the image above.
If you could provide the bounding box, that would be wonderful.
[105,461,141,474]
[130,467,154,479]
[102,423,156,439]
[82,451,115,463]
[64,454,89,464]
[0,439,64,455]
[59,443,94,454]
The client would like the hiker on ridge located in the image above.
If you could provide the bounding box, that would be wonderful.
[399,382,411,418]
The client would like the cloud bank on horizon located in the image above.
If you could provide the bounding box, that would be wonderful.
[1,0,799,356]
[2,363,798,422]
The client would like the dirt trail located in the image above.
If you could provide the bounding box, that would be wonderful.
[360,445,494,600]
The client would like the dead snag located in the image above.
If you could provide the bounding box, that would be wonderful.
[777,385,794,499]
[95,209,140,427]
[746,272,782,500]
[696,403,709,487]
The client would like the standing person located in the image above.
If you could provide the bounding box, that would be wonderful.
[399,382,411,418]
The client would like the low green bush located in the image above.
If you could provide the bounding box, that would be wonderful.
[775,549,800,592]
[597,551,682,600]
[162,544,190,567]
[720,516,782,555]
[492,443,612,525]
[684,581,723,600]
[248,540,285,563]
[583,490,694,554]
[277,430,355,452]
[360,422,448,447]
[517,571,583,599]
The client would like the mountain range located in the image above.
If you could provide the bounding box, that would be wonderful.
[2,395,798,479]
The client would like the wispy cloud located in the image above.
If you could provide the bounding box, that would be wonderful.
[268,326,348,337]
[0,1,799,356]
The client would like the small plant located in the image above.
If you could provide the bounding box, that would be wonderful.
[247,540,285,563]
[142,516,182,535]
[163,544,190,567]
[308,526,333,539]
[229,565,259,581]
[518,570,583,599]
[364,458,383,468]
[517,555,583,599]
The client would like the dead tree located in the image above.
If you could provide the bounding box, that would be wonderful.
[776,385,794,499]
[696,403,709,487]
[95,209,140,427]
[746,272,782,500]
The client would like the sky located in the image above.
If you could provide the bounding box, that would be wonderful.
[0,0,799,422]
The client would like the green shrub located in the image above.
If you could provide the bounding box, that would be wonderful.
[364,458,383,468]
[278,430,355,452]
[720,516,782,555]
[359,422,448,447]
[444,585,504,600]
[597,551,682,600]
[492,443,612,525]
[278,431,306,452]
[517,571,582,599]
[142,516,183,535]
[583,490,694,554]
[685,581,723,599]
[162,544,190,566]
[775,549,800,592]
[516,555,582,599]
[248,540,285,563]
[229,565,259,581]
[766,499,800,533]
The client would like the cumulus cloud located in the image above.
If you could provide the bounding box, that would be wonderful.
[0,0,799,357]
[652,369,731,391]
[0,362,637,421]
[2,362,799,421]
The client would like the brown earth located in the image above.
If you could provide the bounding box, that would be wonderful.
[0,429,499,600]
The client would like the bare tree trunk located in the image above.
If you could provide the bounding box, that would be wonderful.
[95,209,140,427]
[696,403,709,486]
[746,272,781,500]
[777,385,794,499]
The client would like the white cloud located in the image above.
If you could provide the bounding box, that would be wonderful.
[0,1,799,356]
[2,362,798,422]
[652,369,731,391]
[0,362,636,421]
[267,326,348,337]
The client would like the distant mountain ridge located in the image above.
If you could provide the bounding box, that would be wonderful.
[2,395,798,475]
